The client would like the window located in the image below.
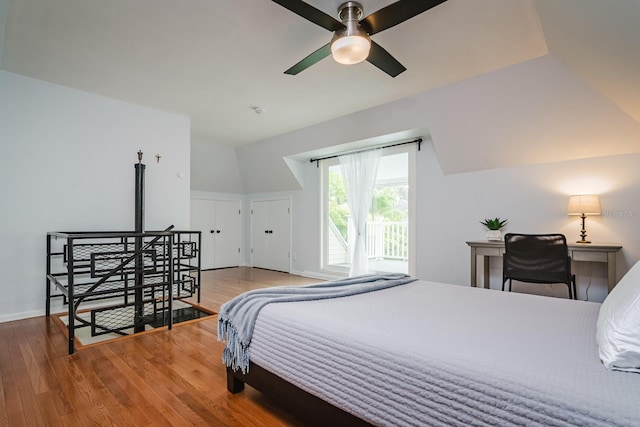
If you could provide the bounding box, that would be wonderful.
[322,144,415,274]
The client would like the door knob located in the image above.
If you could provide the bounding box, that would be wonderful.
[210,230,215,234]
[216,230,221,233]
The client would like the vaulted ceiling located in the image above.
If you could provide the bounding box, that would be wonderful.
[2,0,640,172]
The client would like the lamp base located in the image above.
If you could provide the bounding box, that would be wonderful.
[577,214,591,244]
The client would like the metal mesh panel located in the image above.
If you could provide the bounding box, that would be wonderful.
[178,241,197,258]
[178,274,196,297]
[150,241,197,259]
[69,274,166,299]
[90,249,158,277]
[65,242,135,263]
[91,299,160,336]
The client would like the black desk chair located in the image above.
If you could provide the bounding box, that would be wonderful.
[502,233,577,299]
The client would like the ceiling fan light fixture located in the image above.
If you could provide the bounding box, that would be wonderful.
[277,0,437,76]
[331,2,370,65]
[331,34,371,64]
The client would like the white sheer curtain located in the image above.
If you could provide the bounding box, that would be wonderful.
[339,149,381,277]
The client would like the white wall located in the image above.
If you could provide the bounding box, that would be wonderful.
[0,71,191,321]
[0,0,8,68]
[415,143,640,302]
[191,139,244,193]
[236,56,640,194]
[243,143,640,303]
[422,56,640,174]
[229,55,640,302]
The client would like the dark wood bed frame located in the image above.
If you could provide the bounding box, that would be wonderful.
[227,362,373,426]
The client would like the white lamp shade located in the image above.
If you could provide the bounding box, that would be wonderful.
[331,35,371,65]
[567,194,602,216]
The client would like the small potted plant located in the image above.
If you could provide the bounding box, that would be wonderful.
[480,217,508,241]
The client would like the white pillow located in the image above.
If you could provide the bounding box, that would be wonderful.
[596,259,640,373]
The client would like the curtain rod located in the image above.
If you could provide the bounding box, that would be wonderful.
[309,137,422,166]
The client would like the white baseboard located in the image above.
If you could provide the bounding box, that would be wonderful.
[0,309,44,323]
[292,270,344,281]
[0,297,133,324]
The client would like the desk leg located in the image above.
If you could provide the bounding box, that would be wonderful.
[483,256,490,289]
[607,253,617,294]
[470,248,477,287]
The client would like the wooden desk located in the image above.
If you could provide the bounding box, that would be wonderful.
[466,240,622,293]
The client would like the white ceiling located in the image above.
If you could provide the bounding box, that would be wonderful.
[2,0,639,154]
[2,0,548,146]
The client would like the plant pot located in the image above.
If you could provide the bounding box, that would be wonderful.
[486,230,502,241]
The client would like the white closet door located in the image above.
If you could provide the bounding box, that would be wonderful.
[251,200,271,269]
[190,199,216,270]
[214,200,241,268]
[268,199,291,272]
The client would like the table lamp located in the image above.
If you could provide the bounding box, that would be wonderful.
[567,194,601,243]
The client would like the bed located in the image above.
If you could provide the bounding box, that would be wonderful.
[219,271,640,426]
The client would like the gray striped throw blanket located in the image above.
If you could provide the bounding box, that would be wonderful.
[218,273,416,373]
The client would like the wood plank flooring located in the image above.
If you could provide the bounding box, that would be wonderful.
[0,267,320,426]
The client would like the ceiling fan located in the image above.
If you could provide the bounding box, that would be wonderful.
[272,0,448,77]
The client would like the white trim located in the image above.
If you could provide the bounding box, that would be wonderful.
[0,296,129,323]
[0,310,43,323]
[247,195,292,203]
[320,157,337,271]
[291,270,344,281]
[190,191,243,202]
[408,143,417,277]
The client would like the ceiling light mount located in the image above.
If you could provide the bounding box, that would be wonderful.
[331,2,370,65]
[337,1,364,22]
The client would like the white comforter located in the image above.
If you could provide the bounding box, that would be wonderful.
[249,280,640,426]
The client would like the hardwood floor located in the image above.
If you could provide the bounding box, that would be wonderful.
[185,267,320,314]
[0,268,320,426]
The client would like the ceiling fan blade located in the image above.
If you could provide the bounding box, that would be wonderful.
[360,0,448,35]
[272,0,345,32]
[284,43,331,75]
[366,41,406,77]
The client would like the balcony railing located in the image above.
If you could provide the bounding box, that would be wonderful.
[328,219,409,266]
[366,221,408,261]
